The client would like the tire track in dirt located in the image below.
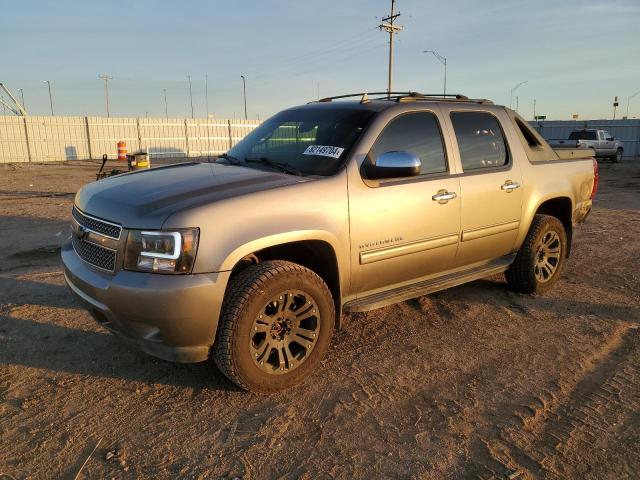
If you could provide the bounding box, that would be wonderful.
[469,322,640,479]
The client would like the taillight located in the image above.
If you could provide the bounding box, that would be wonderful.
[590,158,599,199]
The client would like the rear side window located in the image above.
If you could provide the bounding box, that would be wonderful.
[368,112,447,175]
[569,130,597,140]
[451,112,508,171]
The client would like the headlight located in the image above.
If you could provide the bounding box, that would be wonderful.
[124,228,199,274]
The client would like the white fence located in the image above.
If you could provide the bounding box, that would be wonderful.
[0,116,261,163]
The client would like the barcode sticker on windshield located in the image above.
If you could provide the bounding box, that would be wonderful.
[303,145,345,159]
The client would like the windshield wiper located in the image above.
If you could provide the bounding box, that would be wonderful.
[245,157,303,176]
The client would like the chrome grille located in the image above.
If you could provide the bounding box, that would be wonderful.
[71,235,117,271]
[72,207,122,239]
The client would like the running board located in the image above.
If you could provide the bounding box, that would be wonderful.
[343,255,515,313]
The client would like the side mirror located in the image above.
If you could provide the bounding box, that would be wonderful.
[607,137,614,141]
[364,151,422,179]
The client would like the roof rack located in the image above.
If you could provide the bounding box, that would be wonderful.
[311,91,493,105]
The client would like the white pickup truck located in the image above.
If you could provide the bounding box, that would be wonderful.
[549,129,623,162]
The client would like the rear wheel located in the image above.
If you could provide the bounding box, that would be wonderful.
[213,260,334,393]
[612,148,623,163]
[506,214,567,294]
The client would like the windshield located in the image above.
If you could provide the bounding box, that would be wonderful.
[569,130,597,140]
[226,107,375,176]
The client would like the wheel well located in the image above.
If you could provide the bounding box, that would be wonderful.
[230,240,343,328]
[535,197,573,256]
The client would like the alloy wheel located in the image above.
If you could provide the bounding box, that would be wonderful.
[249,290,320,375]
[534,230,562,282]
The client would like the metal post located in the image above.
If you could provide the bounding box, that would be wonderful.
[184,118,190,157]
[163,89,168,119]
[84,116,93,160]
[98,74,113,117]
[44,80,54,115]
[23,116,32,162]
[240,75,247,120]
[188,75,194,119]
[227,119,233,150]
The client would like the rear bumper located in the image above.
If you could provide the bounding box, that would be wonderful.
[62,238,230,363]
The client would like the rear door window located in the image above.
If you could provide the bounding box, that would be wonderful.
[450,112,509,171]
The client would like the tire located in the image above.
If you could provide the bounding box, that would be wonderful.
[612,148,623,163]
[213,260,335,393]
[506,214,567,294]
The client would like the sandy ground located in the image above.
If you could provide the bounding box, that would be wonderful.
[1,158,639,480]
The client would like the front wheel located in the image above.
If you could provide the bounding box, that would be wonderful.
[506,214,567,294]
[213,260,335,393]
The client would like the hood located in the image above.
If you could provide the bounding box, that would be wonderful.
[75,162,308,229]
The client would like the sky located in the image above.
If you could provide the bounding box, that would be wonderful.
[2,0,640,121]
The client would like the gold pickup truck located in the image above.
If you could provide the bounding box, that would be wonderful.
[62,92,597,392]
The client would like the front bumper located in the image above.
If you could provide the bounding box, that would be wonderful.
[62,238,230,363]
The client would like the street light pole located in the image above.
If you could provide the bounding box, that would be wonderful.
[509,80,528,109]
[424,50,447,96]
[44,80,54,115]
[98,74,113,117]
[163,89,168,119]
[187,75,194,119]
[18,88,25,111]
[240,75,247,120]
[626,90,640,118]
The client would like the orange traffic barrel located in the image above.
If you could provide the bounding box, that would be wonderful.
[117,141,127,161]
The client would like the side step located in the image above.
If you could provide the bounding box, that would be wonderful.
[343,255,515,313]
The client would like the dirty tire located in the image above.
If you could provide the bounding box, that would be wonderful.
[213,260,334,393]
[506,214,567,294]
[612,148,623,163]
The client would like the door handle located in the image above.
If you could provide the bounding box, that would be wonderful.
[501,181,521,192]
[432,190,457,203]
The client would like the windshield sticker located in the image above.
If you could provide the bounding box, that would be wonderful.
[303,145,345,159]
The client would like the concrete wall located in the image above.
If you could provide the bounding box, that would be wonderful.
[0,115,260,163]
[530,119,640,159]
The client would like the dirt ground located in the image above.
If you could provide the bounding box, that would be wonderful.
[1,158,639,480]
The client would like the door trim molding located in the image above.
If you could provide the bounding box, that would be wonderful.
[359,233,459,265]
[461,220,519,242]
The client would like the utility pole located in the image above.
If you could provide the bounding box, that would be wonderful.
[205,74,210,119]
[424,50,447,96]
[613,96,619,120]
[44,80,54,115]
[627,90,640,118]
[187,75,194,119]
[240,75,247,120]
[509,80,527,109]
[163,89,168,118]
[379,0,403,97]
[533,98,536,120]
[98,74,113,117]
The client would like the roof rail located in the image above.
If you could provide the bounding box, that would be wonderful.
[310,91,493,105]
